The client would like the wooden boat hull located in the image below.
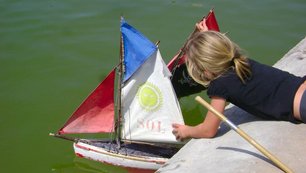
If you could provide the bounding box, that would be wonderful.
[73,140,177,170]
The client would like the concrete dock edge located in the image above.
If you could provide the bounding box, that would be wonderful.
[157,36,306,173]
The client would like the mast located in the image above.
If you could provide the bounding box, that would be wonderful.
[115,16,124,149]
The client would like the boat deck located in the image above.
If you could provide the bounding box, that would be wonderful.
[83,139,180,158]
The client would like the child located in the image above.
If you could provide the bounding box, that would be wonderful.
[172,21,306,141]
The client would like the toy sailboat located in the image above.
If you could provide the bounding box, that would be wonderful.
[51,17,184,170]
[51,9,219,170]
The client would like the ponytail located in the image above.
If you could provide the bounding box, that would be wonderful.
[231,46,251,83]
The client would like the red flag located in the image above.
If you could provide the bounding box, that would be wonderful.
[59,69,115,134]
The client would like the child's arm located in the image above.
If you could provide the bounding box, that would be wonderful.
[172,96,226,141]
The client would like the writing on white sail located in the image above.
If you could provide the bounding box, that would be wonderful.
[137,118,165,133]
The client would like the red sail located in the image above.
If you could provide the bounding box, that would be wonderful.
[206,9,220,32]
[59,69,115,134]
[167,9,220,98]
[167,9,220,71]
[167,52,187,72]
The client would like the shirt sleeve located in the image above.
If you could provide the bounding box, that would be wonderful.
[207,79,229,100]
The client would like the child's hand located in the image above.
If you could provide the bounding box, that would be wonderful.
[195,18,208,32]
[172,123,190,141]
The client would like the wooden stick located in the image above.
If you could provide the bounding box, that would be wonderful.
[49,133,78,142]
[195,96,293,173]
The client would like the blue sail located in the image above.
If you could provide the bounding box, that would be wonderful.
[121,18,157,82]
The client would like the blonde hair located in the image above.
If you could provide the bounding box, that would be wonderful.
[185,31,251,87]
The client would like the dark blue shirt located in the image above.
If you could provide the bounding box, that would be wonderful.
[207,59,306,122]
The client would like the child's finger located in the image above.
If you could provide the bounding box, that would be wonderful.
[172,123,180,128]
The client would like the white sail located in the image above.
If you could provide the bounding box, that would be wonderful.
[121,49,184,143]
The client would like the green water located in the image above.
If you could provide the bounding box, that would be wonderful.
[1,0,305,172]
